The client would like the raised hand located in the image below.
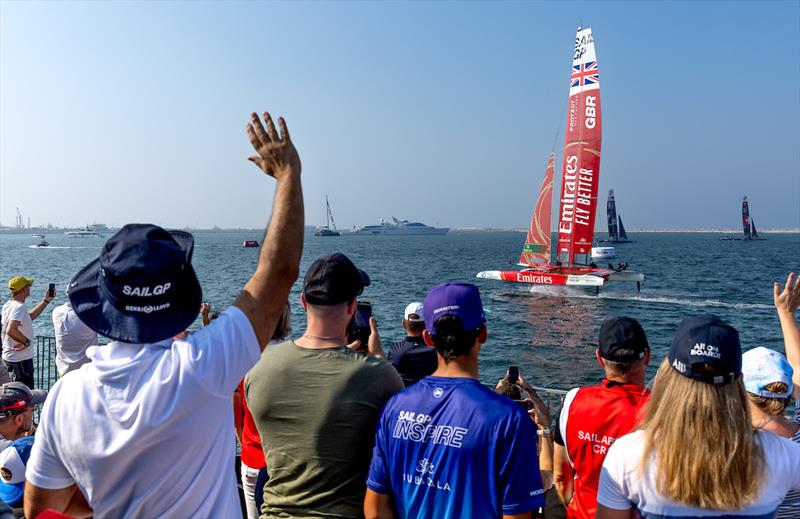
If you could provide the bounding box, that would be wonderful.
[774,272,800,316]
[246,112,301,181]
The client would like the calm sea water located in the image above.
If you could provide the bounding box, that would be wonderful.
[1,231,798,389]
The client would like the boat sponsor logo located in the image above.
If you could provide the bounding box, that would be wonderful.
[403,458,452,492]
[689,342,722,359]
[559,156,594,235]
[122,282,172,297]
[516,273,553,284]
[523,243,545,253]
[393,410,469,448]
[573,31,594,60]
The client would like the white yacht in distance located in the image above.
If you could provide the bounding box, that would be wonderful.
[343,217,449,236]
[65,226,102,238]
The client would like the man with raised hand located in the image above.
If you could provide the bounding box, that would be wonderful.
[246,252,403,518]
[2,276,55,387]
[365,282,545,519]
[24,111,304,519]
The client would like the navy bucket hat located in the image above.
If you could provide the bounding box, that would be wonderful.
[68,224,202,344]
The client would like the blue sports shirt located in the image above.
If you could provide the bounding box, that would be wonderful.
[367,376,545,518]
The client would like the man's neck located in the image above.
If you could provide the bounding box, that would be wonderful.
[605,373,645,386]
[295,323,348,350]
[12,294,26,304]
[432,356,479,379]
[0,425,18,442]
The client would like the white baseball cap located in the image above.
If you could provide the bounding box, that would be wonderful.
[404,302,424,322]
[742,347,793,399]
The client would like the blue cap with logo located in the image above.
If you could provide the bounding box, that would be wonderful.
[423,282,485,335]
[0,436,35,506]
[668,314,742,385]
[68,224,202,344]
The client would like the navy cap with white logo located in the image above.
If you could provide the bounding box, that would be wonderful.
[668,314,742,385]
[68,224,202,344]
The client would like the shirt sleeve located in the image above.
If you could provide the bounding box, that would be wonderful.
[182,306,261,398]
[498,410,546,514]
[366,408,391,494]
[596,439,633,510]
[25,384,75,489]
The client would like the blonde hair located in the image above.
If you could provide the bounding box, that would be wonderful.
[640,358,765,510]
[747,382,791,416]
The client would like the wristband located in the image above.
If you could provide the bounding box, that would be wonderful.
[537,427,551,436]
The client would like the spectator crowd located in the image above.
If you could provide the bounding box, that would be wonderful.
[0,112,798,519]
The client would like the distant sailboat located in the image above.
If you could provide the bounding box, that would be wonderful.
[599,189,633,243]
[476,27,643,291]
[315,196,340,237]
[722,196,766,240]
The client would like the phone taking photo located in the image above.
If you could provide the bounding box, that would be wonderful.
[347,301,373,351]
[507,365,519,384]
[47,283,56,299]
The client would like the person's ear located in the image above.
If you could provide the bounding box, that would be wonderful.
[478,325,488,344]
[645,349,651,366]
[596,350,606,369]
[422,329,434,347]
[347,298,357,316]
[300,293,308,312]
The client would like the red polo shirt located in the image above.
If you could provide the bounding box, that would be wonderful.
[237,379,266,469]
[556,379,649,519]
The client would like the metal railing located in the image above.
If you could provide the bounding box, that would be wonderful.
[34,336,58,392]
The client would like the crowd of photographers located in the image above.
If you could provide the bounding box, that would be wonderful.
[1,112,798,519]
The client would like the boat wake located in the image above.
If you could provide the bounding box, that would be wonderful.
[512,288,772,310]
[27,245,71,249]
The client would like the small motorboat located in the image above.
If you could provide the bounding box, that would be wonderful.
[34,238,50,247]
[242,240,259,248]
[591,246,616,259]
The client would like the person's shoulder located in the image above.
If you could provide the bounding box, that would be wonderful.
[606,429,645,461]
[757,429,800,456]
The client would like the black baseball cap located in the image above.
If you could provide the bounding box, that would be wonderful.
[598,317,649,362]
[668,314,742,385]
[302,253,370,306]
[0,383,47,419]
[68,224,202,344]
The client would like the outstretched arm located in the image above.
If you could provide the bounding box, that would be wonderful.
[774,272,800,391]
[234,112,304,349]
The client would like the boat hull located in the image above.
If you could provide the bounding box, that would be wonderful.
[476,265,644,286]
[342,227,449,236]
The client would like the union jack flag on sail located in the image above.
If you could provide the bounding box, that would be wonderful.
[571,61,599,87]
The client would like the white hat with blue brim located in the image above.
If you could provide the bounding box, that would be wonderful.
[742,346,794,399]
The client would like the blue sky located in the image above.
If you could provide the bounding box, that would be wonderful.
[1,1,798,230]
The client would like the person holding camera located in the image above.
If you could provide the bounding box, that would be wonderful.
[495,368,554,493]
[1,276,55,388]
[365,282,545,519]
[386,302,437,386]
[553,317,651,519]
[245,252,403,519]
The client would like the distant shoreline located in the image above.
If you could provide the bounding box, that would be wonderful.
[1,227,798,235]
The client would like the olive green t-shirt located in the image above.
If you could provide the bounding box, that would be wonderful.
[245,340,404,519]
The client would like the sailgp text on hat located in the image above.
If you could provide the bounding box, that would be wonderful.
[122,282,172,297]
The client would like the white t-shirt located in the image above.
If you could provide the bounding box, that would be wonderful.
[26,306,261,519]
[1,299,35,362]
[598,429,800,518]
[51,302,98,376]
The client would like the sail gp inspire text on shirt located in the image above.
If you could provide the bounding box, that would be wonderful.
[367,376,545,518]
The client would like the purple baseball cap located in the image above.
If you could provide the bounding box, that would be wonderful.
[423,282,485,335]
